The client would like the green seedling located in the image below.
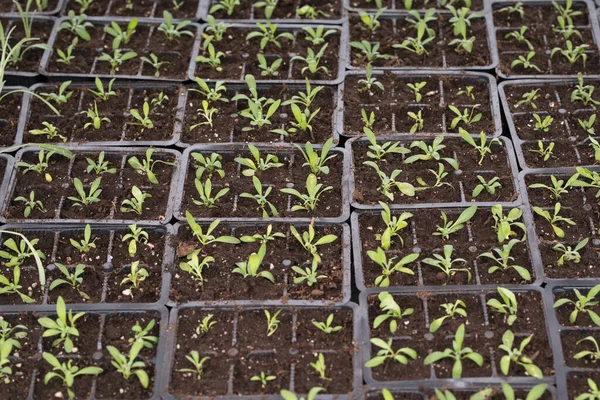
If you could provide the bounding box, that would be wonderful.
[533,203,575,238]
[367,247,418,287]
[363,127,410,160]
[448,105,482,129]
[312,313,342,334]
[232,244,275,283]
[127,148,175,184]
[377,202,412,250]
[424,324,484,378]
[265,309,281,336]
[29,122,67,142]
[69,224,96,253]
[491,205,526,243]
[280,173,332,212]
[302,26,336,46]
[365,337,417,367]
[310,353,330,381]
[68,177,102,207]
[246,22,294,50]
[179,250,214,286]
[422,245,471,283]
[98,48,138,74]
[122,224,149,257]
[178,351,209,380]
[42,352,102,400]
[459,129,502,165]
[511,51,542,72]
[554,284,600,326]
[429,299,467,333]
[120,186,152,215]
[107,341,149,388]
[530,141,555,161]
[88,77,116,101]
[574,336,600,363]
[239,176,279,217]
[120,261,149,295]
[296,139,336,175]
[373,291,414,333]
[235,145,283,177]
[472,175,502,197]
[158,11,194,40]
[499,330,543,379]
[81,101,110,129]
[404,136,459,170]
[196,314,216,335]
[14,191,45,217]
[553,238,589,265]
[487,287,518,326]
[480,239,530,281]
[38,296,84,353]
[49,264,89,300]
[533,113,554,132]
[289,224,337,263]
[433,206,477,240]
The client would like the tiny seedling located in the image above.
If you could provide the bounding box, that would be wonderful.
[296,139,336,175]
[81,101,111,130]
[205,16,231,42]
[517,89,540,109]
[302,26,336,46]
[404,136,459,170]
[553,238,589,265]
[499,330,543,379]
[158,11,194,40]
[423,324,484,378]
[491,205,526,243]
[377,202,412,250]
[140,53,169,77]
[280,174,332,212]
[576,379,600,400]
[362,109,375,129]
[14,191,45,217]
[69,224,96,253]
[289,224,337,263]
[88,78,116,101]
[480,239,530,281]
[104,18,138,49]
[246,22,295,50]
[179,250,214,286]
[358,64,384,93]
[487,287,518,326]
[193,152,225,180]
[459,129,502,165]
[505,26,534,50]
[234,145,283,177]
[553,284,600,326]
[196,314,217,335]
[209,0,240,15]
[107,342,149,388]
[578,114,596,135]
[39,81,73,106]
[433,206,477,240]
[239,176,279,217]
[448,104,482,129]
[240,225,285,245]
[310,353,330,381]
[429,299,467,333]
[265,309,281,336]
[365,338,417,367]
[528,173,579,200]
[407,81,426,102]
[58,10,93,41]
[533,113,554,132]
[530,140,555,161]
[367,247,418,287]
[472,175,502,197]
[29,121,67,142]
[292,258,326,287]
[312,313,342,334]
[232,244,275,283]
[574,336,600,363]
[251,371,276,388]
[122,224,149,257]
[38,296,84,353]
[257,54,282,77]
[127,148,175,184]
[129,320,158,349]
[178,351,209,380]
[68,177,102,207]
[511,51,542,72]
[42,352,102,400]
[120,186,152,215]
[351,40,395,62]
[98,48,138,74]
[363,161,415,201]
[120,261,149,295]
[129,101,154,130]
[292,45,329,76]
[193,178,229,208]
[56,38,77,65]
[363,127,410,161]
[457,85,475,100]
[49,264,89,300]
[422,245,471,283]
[17,149,54,176]
[359,9,384,33]
[551,40,589,67]
[373,291,414,333]
[572,73,600,108]
[533,203,575,238]
[408,109,424,133]
[185,211,239,247]
[191,78,228,104]
[190,100,218,129]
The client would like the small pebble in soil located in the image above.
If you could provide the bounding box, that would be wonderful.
[424,333,434,341]
[469,246,478,253]
[54,391,64,398]
[485,331,494,339]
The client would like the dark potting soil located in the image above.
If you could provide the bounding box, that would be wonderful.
[493,2,600,76]
[182,84,336,145]
[63,0,199,18]
[553,287,600,328]
[25,84,183,144]
[525,174,600,280]
[3,18,53,75]
[47,20,196,80]
[179,149,344,219]
[503,80,600,169]
[568,372,600,399]
[207,0,343,19]
[194,27,341,81]
[352,138,517,205]
[171,222,344,302]
[5,150,176,222]
[343,72,496,136]
[0,0,59,12]
[347,0,483,11]
[357,207,534,288]
[1,310,161,399]
[365,291,553,382]
[349,13,491,69]
[0,91,22,147]
[421,388,554,400]
[168,307,355,397]
[561,329,600,369]
[0,226,167,305]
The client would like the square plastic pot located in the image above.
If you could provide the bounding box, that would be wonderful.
[0,153,15,222]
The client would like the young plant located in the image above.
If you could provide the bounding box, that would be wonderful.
[551,40,589,67]
[423,245,471,283]
[0,267,34,303]
[530,140,555,161]
[404,135,459,169]
[129,101,154,130]
[205,16,230,41]
[232,244,275,283]
[246,22,294,50]
[49,264,89,300]
[120,261,149,295]
[69,224,96,253]
[296,139,336,175]
[423,324,484,378]
[192,178,229,208]
[185,211,239,246]
[528,173,579,200]
[292,258,326,287]
[448,105,482,129]
[553,238,589,265]
[191,78,228,104]
[408,109,424,133]
[359,9,384,33]
[393,10,437,55]
[511,51,542,72]
[240,224,285,245]
[239,176,279,217]
[504,26,534,50]
[310,353,330,381]
[491,205,526,243]
[196,314,216,335]
[127,149,175,184]
[312,313,342,334]
[14,190,45,217]
[574,336,600,363]
[433,206,477,240]
[129,320,158,349]
[533,202,575,238]
[104,18,138,48]
[459,129,502,165]
[251,371,276,388]
[517,89,540,109]
[81,101,110,129]
[193,153,225,181]
[120,186,152,215]
[68,177,102,207]
[179,251,214,286]
[42,353,102,400]
[572,73,600,108]
[499,330,543,379]
[0,236,46,268]
[178,351,209,380]
[235,145,283,177]
[265,309,281,336]
[302,26,336,46]
[533,113,554,132]
[576,379,600,400]
[289,224,337,263]
[209,0,240,15]
[29,122,67,142]
[37,296,84,353]
[140,53,169,77]
[480,239,531,281]
[364,161,415,201]
[350,40,395,62]
[98,49,138,74]
[190,100,218,129]
[367,247,418,287]
[39,81,73,107]
[257,54,282,77]
[283,79,323,110]
[17,150,55,178]
[429,299,467,333]
[487,287,518,326]
[280,174,332,212]
[472,175,502,197]
[359,63,384,93]
[365,338,417,367]
[553,284,600,325]
[578,114,596,135]
[88,77,116,101]
[254,0,278,18]
[292,45,329,76]
[363,127,410,161]
[158,11,194,40]
[56,38,78,65]
[86,151,116,175]
[373,291,414,333]
[58,10,93,41]
[107,341,149,388]
[362,109,375,129]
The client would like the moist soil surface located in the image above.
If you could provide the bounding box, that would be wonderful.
[357,207,534,288]
[208,0,343,19]
[5,150,176,222]
[343,72,496,135]
[525,174,600,280]
[25,83,183,144]
[493,2,600,76]
[352,138,517,205]
[182,84,336,145]
[0,92,23,147]
[171,222,345,302]
[0,0,59,11]
[3,18,53,75]
[46,20,196,80]
[0,310,161,399]
[349,13,491,69]
[347,0,483,10]
[169,306,355,397]
[179,149,344,219]
[365,291,553,382]
[63,0,199,18]
[194,27,341,81]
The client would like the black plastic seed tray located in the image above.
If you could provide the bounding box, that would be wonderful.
[359,287,557,387]
[351,204,544,293]
[518,167,600,282]
[0,223,174,311]
[339,70,502,138]
[344,0,486,14]
[0,0,64,16]
[20,81,186,147]
[177,81,342,148]
[347,11,498,71]
[39,17,201,82]
[0,305,168,400]
[360,384,558,398]
[60,0,203,21]
[169,220,351,306]
[2,146,181,225]
[491,0,600,79]
[0,87,29,147]
[499,78,600,170]
[347,135,522,209]
[543,282,600,400]
[173,144,351,224]
[160,302,363,399]
[0,154,15,222]
[188,22,347,85]
[198,0,347,24]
